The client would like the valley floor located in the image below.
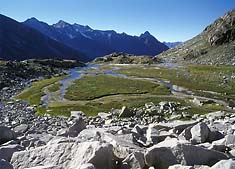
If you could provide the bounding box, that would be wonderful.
[1,61,235,169]
[15,63,235,118]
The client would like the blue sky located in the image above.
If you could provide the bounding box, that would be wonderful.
[1,0,234,42]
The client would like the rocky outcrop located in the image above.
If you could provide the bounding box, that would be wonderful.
[92,52,162,64]
[204,10,235,46]
[158,9,235,65]
[145,138,228,169]
[11,141,114,169]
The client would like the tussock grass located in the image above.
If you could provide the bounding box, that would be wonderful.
[117,65,235,100]
[65,75,170,100]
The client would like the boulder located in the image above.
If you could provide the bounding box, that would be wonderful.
[179,126,193,141]
[122,151,145,169]
[146,124,160,145]
[11,141,114,169]
[171,121,198,134]
[0,144,24,161]
[211,159,235,169]
[206,111,225,120]
[144,138,228,169]
[145,106,159,115]
[131,125,146,136]
[98,112,111,119]
[149,121,197,135]
[0,126,16,145]
[78,128,144,159]
[57,117,86,137]
[14,124,29,135]
[119,106,133,118]
[70,111,84,119]
[212,134,235,148]
[224,134,235,146]
[0,159,13,169]
[208,129,224,143]
[68,117,86,137]
[229,149,235,157]
[190,122,210,143]
[146,124,175,145]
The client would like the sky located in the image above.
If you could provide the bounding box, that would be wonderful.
[1,0,234,42]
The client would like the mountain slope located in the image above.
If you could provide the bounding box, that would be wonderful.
[24,18,169,59]
[158,9,235,65]
[0,14,86,61]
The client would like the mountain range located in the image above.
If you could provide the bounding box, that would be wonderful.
[23,18,169,60]
[0,14,86,61]
[158,9,235,65]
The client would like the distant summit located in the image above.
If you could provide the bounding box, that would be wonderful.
[163,41,182,48]
[140,31,151,37]
[24,19,168,59]
[53,20,71,28]
[158,9,235,65]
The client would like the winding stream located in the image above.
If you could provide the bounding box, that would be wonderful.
[42,64,127,106]
[41,63,229,109]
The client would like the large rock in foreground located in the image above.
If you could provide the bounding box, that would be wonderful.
[11,140,114,169]
[144,138,228,169]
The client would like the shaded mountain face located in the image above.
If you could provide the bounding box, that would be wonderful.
[158,9,235,65]
[24,18,169,59]
[0,14,86,61]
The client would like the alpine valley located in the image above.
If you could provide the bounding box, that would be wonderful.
[1,7,235,169]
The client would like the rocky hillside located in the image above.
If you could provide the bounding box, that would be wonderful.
[1,94,235,168]
[24,18,169,59]
[0,14,87,61]
[0,59,83,91]
[158,9,235,65]
[92,52,162,64]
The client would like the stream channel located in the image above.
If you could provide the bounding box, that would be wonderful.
[41,64,228,109]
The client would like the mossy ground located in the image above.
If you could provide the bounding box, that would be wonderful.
[65,75,170,100]
[15,76,66,105]
[15,64,231,117]
[117,65,235,100]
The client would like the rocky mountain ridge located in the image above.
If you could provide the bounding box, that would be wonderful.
[24,18,169,59]
[0,14,86,61]
[158,9,235,65]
